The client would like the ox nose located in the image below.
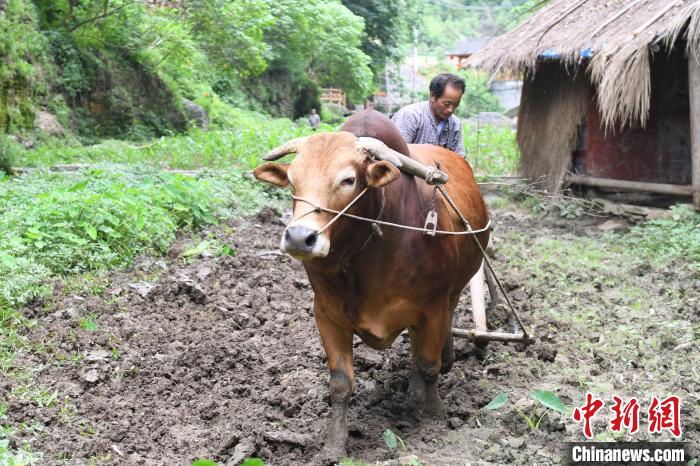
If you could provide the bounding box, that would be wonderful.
[283,225,319,254]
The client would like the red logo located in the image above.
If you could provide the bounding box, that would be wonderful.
[610,396,640,434]
[573,394,682,438]
[648,395,682,437]
[572,393,604,439]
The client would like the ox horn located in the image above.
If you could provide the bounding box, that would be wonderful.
[356,137,449,185]
[263,136,309,161]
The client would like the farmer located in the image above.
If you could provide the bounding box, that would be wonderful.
[308,108,321,131]
[391,73,466,157]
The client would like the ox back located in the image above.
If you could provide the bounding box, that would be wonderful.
[340,109,410,157]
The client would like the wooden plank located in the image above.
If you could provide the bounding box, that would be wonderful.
[451,328,535,344]
[566,174,693,196]
[689,54,700,210]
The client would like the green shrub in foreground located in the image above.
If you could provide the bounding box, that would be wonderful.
[0,164,279,309]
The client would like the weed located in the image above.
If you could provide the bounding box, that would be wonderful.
[70,353,84,366]
[340,459,370,466]
[78,422,96,436]
[88,453,112,465]
[383,428,407,451]
[33,388,59,408]
[78,314,98,332]
[484,389,567,432]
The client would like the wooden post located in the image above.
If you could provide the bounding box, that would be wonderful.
[469,261,487,332]
[689,54,700,210]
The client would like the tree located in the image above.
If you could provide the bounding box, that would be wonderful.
[341,0,417,76]
[247,0,373,116]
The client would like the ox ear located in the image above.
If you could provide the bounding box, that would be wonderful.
[254,162,290,187]
[366,161,401,188]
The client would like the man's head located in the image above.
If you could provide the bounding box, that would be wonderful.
[311,108,317,115]
[429,73,465,120]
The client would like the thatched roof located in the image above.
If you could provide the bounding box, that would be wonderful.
[466,0,700,129]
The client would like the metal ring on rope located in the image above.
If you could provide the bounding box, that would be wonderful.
[288,191,491,236]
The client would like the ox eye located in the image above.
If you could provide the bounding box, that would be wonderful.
[340,176,355,187]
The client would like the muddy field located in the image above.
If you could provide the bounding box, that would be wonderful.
[6,196,699,465]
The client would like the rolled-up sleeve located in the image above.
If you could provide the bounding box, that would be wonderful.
[391,108,418,144]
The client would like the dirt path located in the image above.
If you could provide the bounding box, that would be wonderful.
[7,198,699,465]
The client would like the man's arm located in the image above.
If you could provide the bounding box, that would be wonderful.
[453,122,466,157]
[391,108,419,144]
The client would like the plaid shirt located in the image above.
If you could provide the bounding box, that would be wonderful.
[391,101,465,157]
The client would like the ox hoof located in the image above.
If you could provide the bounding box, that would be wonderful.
[312,446,347,466]
[423,384,445,418]
[423,395,445,418]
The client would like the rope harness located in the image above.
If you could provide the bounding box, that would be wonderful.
[290,188,492,236]
[287,168,529,341]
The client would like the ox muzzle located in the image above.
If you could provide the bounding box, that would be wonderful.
[281,223,330,259]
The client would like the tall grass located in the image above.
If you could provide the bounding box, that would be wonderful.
[463,123,520,176]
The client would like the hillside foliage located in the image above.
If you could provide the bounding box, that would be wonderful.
[0,0,416,140]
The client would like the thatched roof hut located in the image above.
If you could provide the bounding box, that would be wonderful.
[467,0,700,208]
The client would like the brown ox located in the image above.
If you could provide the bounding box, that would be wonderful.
[254,110,489,461]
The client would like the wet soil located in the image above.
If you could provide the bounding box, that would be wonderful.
[7,199,699,465]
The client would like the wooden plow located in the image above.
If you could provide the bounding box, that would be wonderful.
[451,262,535,346]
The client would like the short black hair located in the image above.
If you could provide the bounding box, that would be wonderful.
[429,73,466,98]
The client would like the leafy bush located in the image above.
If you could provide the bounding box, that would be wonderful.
[463,123,519,176]
[17,109,333,170]
[0,135,21,175]
[0,164,278,309]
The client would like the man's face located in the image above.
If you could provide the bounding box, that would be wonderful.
[430,84,463,120]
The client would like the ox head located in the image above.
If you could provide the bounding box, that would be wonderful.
[253,131,403,260]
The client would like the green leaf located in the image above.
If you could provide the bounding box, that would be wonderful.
[0,253,17,268]
[220,244,236,257]
[191,460,219,466]
[68,180,89,192]
[484,392,509,410]
[24,228,44,239]
[383,429,398,449]
[240,460,265,466]
[86,225,98,240]
[531,389,566,413]
[183,240,209,257]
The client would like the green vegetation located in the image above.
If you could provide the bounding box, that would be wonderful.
[456,69,504,118]
[484,389,567,431]
[463,123,519,176]
[15,109,332,169]
[416,0,547,56]
[0,0,416,144]
[0,163,280,310]
[0,134,21,175]
[616,205,700,270]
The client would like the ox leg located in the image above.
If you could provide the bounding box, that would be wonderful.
[407,317,448,419]
[314,310,354,461]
